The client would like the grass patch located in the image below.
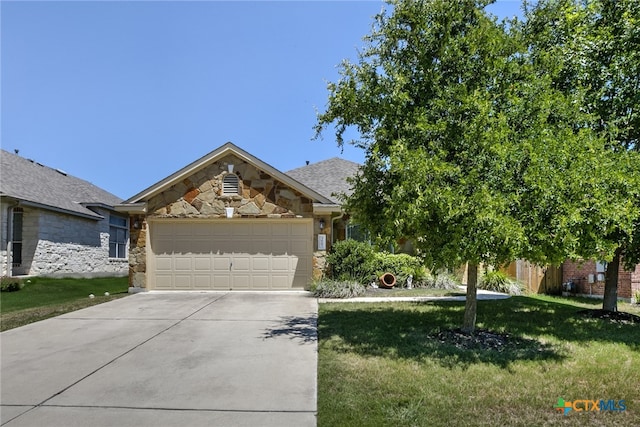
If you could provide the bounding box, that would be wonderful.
[318,295,640,426]
[0,276,129,331]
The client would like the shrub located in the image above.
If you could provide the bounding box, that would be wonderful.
[424,272,461,290]
[1,276,24,292]
[370,252,427,287]
[326,240,375,282]
[479,270,523,295]
[311,280,366,299]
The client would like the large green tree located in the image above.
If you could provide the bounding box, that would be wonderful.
[315,0,630,332]
[524,0,640,311]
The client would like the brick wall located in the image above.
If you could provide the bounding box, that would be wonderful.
[631,264,640,303]
[563,258,636,300]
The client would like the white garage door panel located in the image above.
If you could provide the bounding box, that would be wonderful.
[194,257,211,271]
[150,220,312,290]
[213,257,230,270]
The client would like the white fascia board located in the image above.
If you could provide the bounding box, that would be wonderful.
[114,203,147,214]
[313,203,342,214]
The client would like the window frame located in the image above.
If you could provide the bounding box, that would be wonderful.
[10,207,23,266]
[109,215,128,259]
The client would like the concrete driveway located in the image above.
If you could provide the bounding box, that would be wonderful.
[1,292,318,427]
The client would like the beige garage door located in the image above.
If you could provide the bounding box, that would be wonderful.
[149,220,313,290]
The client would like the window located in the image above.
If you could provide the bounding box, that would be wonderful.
[11,207,23,266]
[346,222,369,243]
[222,173,240,195]
[109,215,127,258]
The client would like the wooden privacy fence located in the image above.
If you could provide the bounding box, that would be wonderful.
[500,260,562,294]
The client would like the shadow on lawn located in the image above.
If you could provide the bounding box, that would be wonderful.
[480,297,640,349]
[318,297,640,369]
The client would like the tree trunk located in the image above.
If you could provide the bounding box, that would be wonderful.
[462,262,478,334]
[602,247,622,312]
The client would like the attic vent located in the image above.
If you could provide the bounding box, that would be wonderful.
[222,174,239,195]
[55,169,67,176]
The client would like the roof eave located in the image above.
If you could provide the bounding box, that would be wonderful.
[1,197,104,220]
[124,142,334,205]
[114,203,147,214]
[313,203,343,214]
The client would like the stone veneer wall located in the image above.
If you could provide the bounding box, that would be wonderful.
[129,216,146,288]
[0,203,128,277]
[146,155,314,219]
[30,208,128,277]
[130,155,319,289]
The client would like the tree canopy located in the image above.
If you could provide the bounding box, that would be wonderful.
[315,0,639,330]
[523,0,640,310]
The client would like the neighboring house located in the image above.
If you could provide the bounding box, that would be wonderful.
[0,149,128,278]
[116,142,352,291]
[562,259,640,302]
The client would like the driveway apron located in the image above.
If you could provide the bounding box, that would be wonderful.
[1,292,318,427]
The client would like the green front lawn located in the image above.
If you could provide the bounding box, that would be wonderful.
[0,276,129,331]
[318,296,640,426]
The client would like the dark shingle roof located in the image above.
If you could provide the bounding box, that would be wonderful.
[0,149,122,219]
[286,157,360,204]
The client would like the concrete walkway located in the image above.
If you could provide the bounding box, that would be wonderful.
[319,287,510,303]
[1,292,318,427]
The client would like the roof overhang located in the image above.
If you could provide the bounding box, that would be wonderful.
[312,203,343,215]
[121,142,335,206]
[0,195,104,221]
[114,203,147,214]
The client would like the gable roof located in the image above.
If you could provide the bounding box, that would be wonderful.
[0,149,122,220]
[121,142,334,206]
[286,157,360,204]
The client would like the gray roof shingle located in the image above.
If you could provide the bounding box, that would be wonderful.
[286,157,360,204]
[0,149,122,219]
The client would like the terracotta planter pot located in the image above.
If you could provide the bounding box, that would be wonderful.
[379,272,396,289]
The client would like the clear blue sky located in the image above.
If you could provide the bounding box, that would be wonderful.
[2,0,523,200]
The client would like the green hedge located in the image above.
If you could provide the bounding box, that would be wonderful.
[326,240,430,286]
[326,240,375,282]
[0,277,24,292]
[371,252,429,286]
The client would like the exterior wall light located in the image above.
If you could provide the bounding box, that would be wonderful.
[319,218,325,230]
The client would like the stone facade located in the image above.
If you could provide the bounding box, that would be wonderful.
[128,215,147,288]
[146,155,314,219]
[0,201,128,277]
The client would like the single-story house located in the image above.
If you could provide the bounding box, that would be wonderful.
[115,142,360,291]
[0,149,128,277]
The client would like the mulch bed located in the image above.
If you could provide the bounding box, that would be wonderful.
[430,328,539,352]
[576,309,640,324]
